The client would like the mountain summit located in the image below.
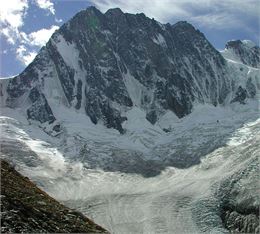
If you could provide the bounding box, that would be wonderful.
[222,39,260,68]
[1,6,259,134]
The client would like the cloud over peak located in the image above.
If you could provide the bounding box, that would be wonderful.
[91,0,259,31]
[28,25,59,47]
[16,45,37,66]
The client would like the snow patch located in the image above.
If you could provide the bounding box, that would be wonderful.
[156,111,179,130]
[152,33,167,47]
[54,34,81,71]
[123,70,146,107]
[122,107,163,151]
[52,33,88,110]
[242,40,256,48]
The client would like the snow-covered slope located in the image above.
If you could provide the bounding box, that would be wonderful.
[220,40,260,105]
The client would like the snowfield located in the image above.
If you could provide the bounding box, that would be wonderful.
[0,97,259,233]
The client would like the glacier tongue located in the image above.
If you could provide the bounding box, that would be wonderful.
[0,98,259,233]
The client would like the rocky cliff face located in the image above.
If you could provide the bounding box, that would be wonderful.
[2,7,259,133]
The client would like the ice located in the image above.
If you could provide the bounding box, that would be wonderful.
[0,94,259,233]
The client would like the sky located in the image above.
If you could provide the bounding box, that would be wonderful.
[0,0,259,77]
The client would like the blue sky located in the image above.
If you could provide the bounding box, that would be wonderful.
[0,0,259,77]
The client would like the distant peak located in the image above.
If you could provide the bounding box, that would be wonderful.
[105,7,124,16]
[225,40,257,50]
[242,40,257,48]
[174,20,190,25]
[225,40,242,49]
[86,6,99,11]
[172,21,195,30]
[85,6,102,15]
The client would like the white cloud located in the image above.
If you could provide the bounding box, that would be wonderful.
[0,0,58,67]
[55,18,63,23]
[15,25,59,66]
[0,0,28,44]
[16,45,37,65]
[90,0,259,29]
[28,25,59,46]
[0,0,28,28]
[92,0,189,23]
[34,0,55,15]
[1,27,18,45]
[0,0,57,45]
[191,12,243,30]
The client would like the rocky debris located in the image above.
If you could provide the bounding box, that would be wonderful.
[0,159,108,233]
[231,86,248,104]
[221,207,259,233]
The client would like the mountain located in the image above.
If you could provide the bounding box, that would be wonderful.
[0,6,259,234]
[1,6,259,134]
[0,159,108,233]
[221,39,260,68]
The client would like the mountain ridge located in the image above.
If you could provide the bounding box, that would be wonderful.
[1,6,259,134]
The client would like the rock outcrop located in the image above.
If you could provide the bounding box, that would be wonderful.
[0,159,108,233]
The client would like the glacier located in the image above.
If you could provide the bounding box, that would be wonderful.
[0,95,259,233]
